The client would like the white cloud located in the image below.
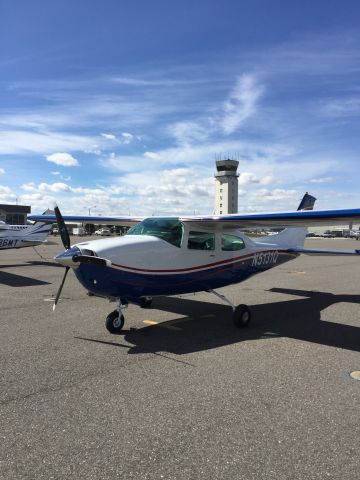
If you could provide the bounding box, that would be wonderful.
[144,151,161,161]
[21,182,37,192]
[221,74,264,134]
[167,121,209,146]
[38,182,72,192]
[51,171,61,175]
[238,172,275,186]
[101,133,117,140]
[0,185,12,194]
[251,188,299,204]
[84,144,102,155]
[0,130,97,155]
[309,177,334,184]
[121,132,134,144]
[46,152,79,167]
[0,185,16,204]
[320,98,360,118]
[0,168,5,175]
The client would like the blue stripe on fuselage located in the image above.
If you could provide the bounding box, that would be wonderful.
[73,251,297,300]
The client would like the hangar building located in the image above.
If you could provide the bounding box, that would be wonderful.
[0,204,31,225]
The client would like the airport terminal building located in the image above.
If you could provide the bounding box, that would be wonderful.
[0,204,31,225]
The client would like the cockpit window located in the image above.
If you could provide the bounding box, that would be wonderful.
[127,217,183,247]
[188,231,215,251]
[221,234,245,251]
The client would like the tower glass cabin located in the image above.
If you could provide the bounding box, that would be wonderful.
[214,159,239,215]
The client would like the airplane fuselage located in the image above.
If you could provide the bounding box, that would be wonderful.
[56,232,299,302]
[0,222,52,249]
[0,237,22,249]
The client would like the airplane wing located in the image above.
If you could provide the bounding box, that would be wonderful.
[27,214,144,227]
[28,207,360,230]
[179,208,360,229]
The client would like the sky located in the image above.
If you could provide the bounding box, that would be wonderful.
[1,0,360,216]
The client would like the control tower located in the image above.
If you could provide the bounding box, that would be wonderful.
[214,159,239,215]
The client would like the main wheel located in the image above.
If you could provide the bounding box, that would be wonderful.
[140,296,153,308]
[233,304,251,328]
[105,310,125,334]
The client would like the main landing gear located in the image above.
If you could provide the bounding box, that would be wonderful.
[208,289,252,328]
[140,296,153,308]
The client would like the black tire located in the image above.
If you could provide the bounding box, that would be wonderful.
[233,304,251,328]
[105,310,125,334]
[140,296,153,308]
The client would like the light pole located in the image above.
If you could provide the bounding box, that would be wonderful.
[88,205,97,216]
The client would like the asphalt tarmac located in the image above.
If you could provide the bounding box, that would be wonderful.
[0,236,359,479]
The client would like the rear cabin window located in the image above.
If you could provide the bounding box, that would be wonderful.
[127,218,183,247]
[221,234,245,251]
[187,231,215,251]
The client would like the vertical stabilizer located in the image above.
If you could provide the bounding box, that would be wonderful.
[24,210,54,242]
[256,193,317,248]
[297,192,316,211]
[24,221,53,242]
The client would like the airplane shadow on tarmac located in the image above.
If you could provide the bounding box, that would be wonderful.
[0,271,51,287]
[76,288,360,355]
[0,261,61,287]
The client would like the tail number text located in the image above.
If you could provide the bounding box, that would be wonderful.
[252,250,278,267]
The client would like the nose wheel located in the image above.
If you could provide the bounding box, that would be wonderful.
[105,310,125,334]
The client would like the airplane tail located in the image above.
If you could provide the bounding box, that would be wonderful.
[23,221,53,242]
[296,192,316,211]
[257,193,317,248]
[24,209,54,243]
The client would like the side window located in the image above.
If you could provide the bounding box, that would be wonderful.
[188,231,215,251]
[221,234,245,251]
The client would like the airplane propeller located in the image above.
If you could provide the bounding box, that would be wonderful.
[53,265,70,311]
[54,204,70,250]
[52,204,110,310]
[53,205,71,311]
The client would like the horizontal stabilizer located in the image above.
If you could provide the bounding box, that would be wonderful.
[289,247,360,256]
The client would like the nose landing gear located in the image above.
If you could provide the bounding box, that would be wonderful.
[105,310,125,334]
[105,298,127,334]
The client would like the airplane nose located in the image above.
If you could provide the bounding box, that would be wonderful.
[54,246,81,267]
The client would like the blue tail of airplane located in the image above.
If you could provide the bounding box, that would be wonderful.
[297,192,316,211]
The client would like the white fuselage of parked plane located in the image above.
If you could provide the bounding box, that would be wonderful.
[0,221,53,250]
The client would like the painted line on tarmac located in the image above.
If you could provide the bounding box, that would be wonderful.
[143,320,182,331]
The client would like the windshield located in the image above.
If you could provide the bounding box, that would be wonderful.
[127,217,183,247]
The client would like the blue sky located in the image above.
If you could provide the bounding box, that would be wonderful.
[1,0,360,215]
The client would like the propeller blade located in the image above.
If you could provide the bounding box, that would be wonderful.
[53,266,70,311]
[72,254,108,267]
[54,205,70,250]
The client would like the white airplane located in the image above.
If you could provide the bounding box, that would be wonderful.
[0,217,53,250]
[28,193,360,334]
